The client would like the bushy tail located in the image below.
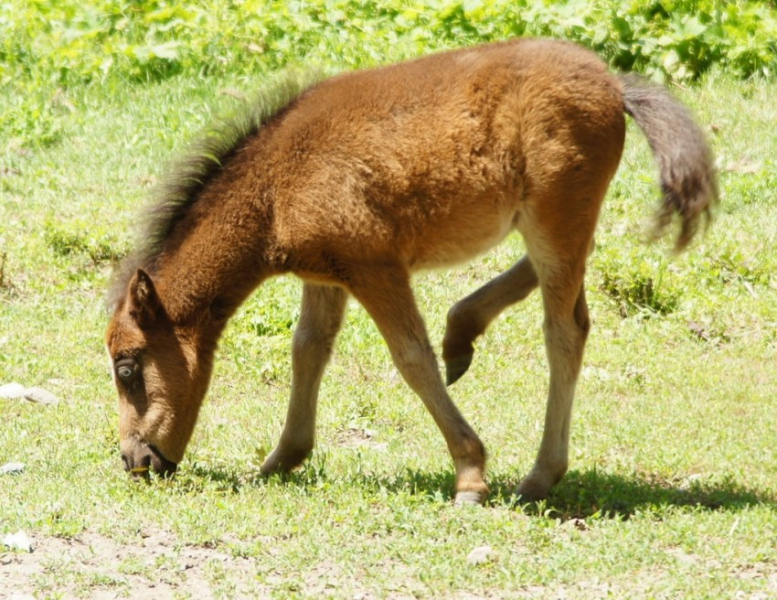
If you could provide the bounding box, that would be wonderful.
[620,74,719,251]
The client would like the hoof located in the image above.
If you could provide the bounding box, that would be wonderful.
[445,353,473,386]
[515,472,559,502]
[259,447,309,476]
[259,462,280,476]
[454,490,486,507]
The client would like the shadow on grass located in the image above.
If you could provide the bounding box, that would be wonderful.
[182,462,245,494]
[512,469,773,520]
[342,468,773,520]
[183,460,773,520]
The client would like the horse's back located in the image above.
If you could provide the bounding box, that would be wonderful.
[261,39,625,278]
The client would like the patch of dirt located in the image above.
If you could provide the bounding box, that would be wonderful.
[6,530,775,599]
[0,529,267,599]
[0,530,411,599]
[335,427,388,452]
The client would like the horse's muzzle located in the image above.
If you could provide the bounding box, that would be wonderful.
[121,438,177,480]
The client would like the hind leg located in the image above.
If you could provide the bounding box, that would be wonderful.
[443,255,539,385]
[261,284,348,474]
[516,276,590,501]
[513,191,602,500]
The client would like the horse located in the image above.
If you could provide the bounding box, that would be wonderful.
[106,38,717,505]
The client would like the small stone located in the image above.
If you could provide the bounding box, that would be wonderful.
[0,384,60,405]
[23,387,59,405]
[2,531,33,553]
[0,462,25,474]
[466,545,494,565]
[0,383,26,399]
[679,473,704,491]
[562,518,590,532]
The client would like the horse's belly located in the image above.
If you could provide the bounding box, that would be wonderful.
[407,204,519,270]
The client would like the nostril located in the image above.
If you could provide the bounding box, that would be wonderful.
[122,440,177,479]
[121,444,152,479]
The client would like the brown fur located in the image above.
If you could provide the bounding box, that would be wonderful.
[106,38,717,503]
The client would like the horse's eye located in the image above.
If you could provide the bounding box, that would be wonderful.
[115,359,137,382]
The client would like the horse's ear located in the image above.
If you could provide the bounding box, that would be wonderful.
[128,268,161,326]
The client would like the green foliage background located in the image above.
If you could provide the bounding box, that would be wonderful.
[3,0,777,86]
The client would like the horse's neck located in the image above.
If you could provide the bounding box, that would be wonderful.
[153,208,269,325]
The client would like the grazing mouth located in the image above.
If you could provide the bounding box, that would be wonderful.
[122,441,178,479]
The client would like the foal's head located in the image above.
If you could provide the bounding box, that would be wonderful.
[106,268,216,479]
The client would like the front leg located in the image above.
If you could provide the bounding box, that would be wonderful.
[260,284,348,474]
[348,264,488,505]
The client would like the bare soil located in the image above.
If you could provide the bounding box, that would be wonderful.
[0,529,265,599]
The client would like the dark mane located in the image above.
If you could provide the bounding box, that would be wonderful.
[107,69,324,310]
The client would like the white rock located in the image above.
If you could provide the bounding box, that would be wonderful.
[2,531,33,553]
[0,462,25,474]
[0,383,60,405]
[562,517,590,531]
[466,545,494,565]
[0,383,26,399]
[23,387,59,405]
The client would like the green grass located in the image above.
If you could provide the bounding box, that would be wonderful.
[2,14,777,600]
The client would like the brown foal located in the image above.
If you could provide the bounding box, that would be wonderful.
[106,39,717,504]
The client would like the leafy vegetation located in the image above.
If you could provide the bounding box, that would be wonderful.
[1,1,777,598]
[3,0,777,90]
[3,1,777,148]
[599,253,680,317]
